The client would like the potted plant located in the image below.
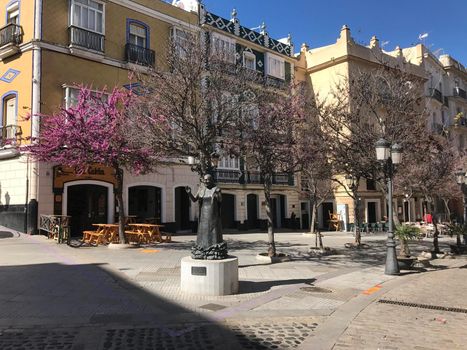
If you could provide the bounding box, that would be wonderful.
[394,224,421,269]
[447,223,467,254]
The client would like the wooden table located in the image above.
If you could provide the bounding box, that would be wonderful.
[127,223,170,244]
[82,224,119,245]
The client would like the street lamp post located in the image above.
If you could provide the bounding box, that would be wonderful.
[455,170,467,244]
[375,138,401,276]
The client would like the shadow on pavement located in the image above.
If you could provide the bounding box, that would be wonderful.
[239,278,316,294]
[0,261,306,349]
[0,231,15,239]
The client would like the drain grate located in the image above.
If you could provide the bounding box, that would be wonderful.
[378,299,467,314]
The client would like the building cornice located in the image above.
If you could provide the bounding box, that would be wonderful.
[108,0,199,31]
[19,40,152,71]
[206,27,297,64]
[306,53,426,79]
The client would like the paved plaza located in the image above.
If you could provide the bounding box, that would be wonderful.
[0,227,466,349]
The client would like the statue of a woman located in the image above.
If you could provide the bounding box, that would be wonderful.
[186,174,227,260]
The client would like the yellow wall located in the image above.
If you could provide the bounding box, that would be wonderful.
[42,0,198,65]
[0,0,34,43]
[40,50,134,115]
[0,51,32,140]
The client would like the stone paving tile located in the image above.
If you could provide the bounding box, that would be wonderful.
[333,260,467,350]
[0,329,78,350]
[253,295,344,311]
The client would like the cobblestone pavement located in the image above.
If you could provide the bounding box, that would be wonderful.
[0,226,464,349]
[331,261,467,350]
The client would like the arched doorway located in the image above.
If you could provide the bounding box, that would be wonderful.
[222,193,236,229]
[67,184,108,237]
[247,194,259,229]
[175,186,191,232]
[128,186,162,223]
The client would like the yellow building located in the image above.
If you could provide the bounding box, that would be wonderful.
[0,0,201,235]
[0,1,302,235]
[295,26,427,228]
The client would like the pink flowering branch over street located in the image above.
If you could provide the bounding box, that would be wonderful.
[29,87,159,243]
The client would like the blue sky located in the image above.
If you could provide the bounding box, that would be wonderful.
[201,0,467,64]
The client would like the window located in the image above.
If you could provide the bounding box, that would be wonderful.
[211,32,235,63]
[266,53,285,80]
[171,27,193,58]
[366,179,376,191]
[243,51,256,70]
[6,2,19,25]
[70,0,104,34]
[64,86,107,109]
[219,156,239,169]
[64,87,79,109]
[128,22,147,48]
[2,94,17,126]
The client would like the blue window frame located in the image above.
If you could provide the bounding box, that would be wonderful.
[5,0,20,25]
[126,19,149,48]
[1,91,18,127]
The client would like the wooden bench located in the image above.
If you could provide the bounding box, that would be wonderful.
[82,230,108,246]
[124,230,150,244]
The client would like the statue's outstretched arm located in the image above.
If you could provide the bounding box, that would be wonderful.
[185,186,198,202]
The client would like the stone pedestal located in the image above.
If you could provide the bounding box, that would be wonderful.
[180,256,238,296]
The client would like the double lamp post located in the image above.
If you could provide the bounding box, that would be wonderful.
[375,138,402,276]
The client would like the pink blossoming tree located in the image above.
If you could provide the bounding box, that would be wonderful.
[29,87,158,244]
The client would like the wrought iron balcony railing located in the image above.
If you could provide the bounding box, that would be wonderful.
[125,43,155,67]
[214,169,241,183]
[69,26,104,52]
[215,170,294,186]
[0,23,22,47]
[428,88,443,104]
[453,87,467,99]
[0,125,22,147]
[265,76,287,90]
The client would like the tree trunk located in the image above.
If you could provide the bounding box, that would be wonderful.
[432,201,440,254]
[442,199,451,223]
[399,238,410,257]
[392,202,400,226]
[353,196,361,245]
[310,201,317,235]
[318,231,324,250]
[264,180,276,257]
[115,167,127,244]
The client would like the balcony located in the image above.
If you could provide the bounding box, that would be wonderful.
[0,24,22,60]
[0,125,22,147]
[453,87,467,99]
[265,76,287,90]
[69,26,104,53]
[215,170,294,186]
[428,88,443,104]
[125,43,155,67]
[214,169,241,183]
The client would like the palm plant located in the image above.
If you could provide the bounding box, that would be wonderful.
[394,224,421,257]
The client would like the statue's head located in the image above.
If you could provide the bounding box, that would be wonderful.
[202,174,214,188]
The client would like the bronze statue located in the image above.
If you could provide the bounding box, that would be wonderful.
[186,174,228,259]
